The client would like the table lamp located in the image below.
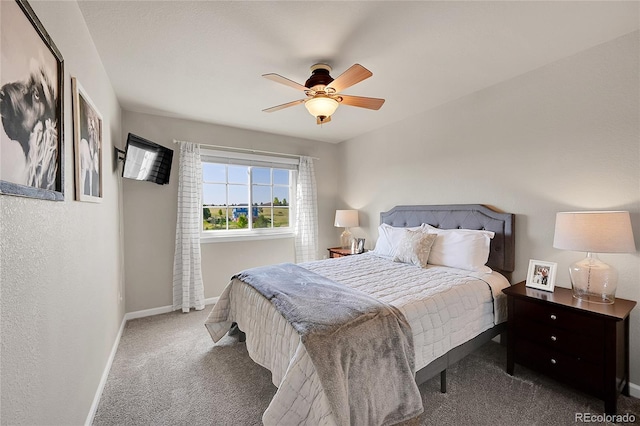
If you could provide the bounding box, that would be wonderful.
[553,211,635,304]
[334,210,359,249]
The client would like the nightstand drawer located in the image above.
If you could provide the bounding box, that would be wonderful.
[514,299,604,336]
[514,317,603,364]
[516,338,604,394]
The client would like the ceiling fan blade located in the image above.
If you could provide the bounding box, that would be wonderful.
[316,115,332,125]
[327,64,372,93]
[339,95,385,110]
[262,99,305,113]
[262,73,307,91]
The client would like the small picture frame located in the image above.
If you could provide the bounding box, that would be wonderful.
[526,259,557,292]
[72,77,103,202]
[356,238,365,254]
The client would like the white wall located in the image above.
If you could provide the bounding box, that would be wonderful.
[122,111,339,313]
[0,1,124,424]
[338,33,640,383]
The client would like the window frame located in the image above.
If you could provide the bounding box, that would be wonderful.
[200,149,298,243]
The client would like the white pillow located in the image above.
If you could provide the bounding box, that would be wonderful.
[422,225,495,272]
[393,230,437,268]
[373,223,422,257]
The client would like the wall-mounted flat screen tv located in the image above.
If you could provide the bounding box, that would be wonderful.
[122,133,173,185]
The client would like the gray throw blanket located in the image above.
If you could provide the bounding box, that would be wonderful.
[234,263,423,426]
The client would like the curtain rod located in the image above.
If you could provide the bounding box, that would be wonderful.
[172,140,320,161]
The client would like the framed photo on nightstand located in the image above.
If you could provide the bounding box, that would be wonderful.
[525,259,557,292]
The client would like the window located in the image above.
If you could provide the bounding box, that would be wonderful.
[201,149,297,240]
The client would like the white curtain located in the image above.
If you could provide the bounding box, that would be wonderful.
[294,156,318,263]
[172,141,205,312]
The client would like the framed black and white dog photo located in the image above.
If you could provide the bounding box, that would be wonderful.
[0,0,64,201]
[72,78,102,203]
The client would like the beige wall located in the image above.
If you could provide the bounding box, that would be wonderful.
[122,111,340,312]
[0,1,124,424]
[338,33,640,384]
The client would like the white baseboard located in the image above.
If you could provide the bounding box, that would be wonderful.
[84,315,127,426]
[124,297,219,321]
[85,296,219,425]
[630,381,640,399]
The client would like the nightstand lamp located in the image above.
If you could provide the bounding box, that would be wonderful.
[334,209,359,249]
[553,211,635,304]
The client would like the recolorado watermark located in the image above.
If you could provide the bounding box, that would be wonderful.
[575,412,636,423]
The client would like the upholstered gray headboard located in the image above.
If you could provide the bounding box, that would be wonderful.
[380,204,515,280]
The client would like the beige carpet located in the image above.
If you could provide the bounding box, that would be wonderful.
[93,309,640,425]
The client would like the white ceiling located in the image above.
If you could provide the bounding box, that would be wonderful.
[77,1,639,144]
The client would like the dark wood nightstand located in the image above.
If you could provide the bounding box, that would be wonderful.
[502,281,636,414]
[327,247,363,258]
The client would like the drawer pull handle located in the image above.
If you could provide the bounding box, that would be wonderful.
[550,335,557,342]
[550,314,557,320]
[550,358,557,365]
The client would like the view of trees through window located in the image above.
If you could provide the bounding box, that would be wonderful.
[202,162,291,231]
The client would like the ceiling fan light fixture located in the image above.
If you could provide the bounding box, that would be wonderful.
[263,63,383,124]
[305,96,339,119]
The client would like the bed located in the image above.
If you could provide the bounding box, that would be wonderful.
[205,204,515,425]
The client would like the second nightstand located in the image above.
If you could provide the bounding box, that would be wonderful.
[327,247,363,258]
[502,281,636,415]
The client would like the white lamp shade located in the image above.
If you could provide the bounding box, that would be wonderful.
[305,96,339,118]
[334,210,359,228]
[553,211,635,253]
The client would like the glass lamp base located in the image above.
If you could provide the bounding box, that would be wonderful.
[340,228,353,249]
[569,253,617,304]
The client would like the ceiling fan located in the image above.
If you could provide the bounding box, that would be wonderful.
[262,63,385,125]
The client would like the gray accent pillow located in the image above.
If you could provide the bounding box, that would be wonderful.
[393,230,437,268]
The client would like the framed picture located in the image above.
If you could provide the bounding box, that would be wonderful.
[72,78,102,202]
[526,259,557,292]
[0,0,64,201]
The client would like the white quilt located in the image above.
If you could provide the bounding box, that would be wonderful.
[205,252,510,425]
